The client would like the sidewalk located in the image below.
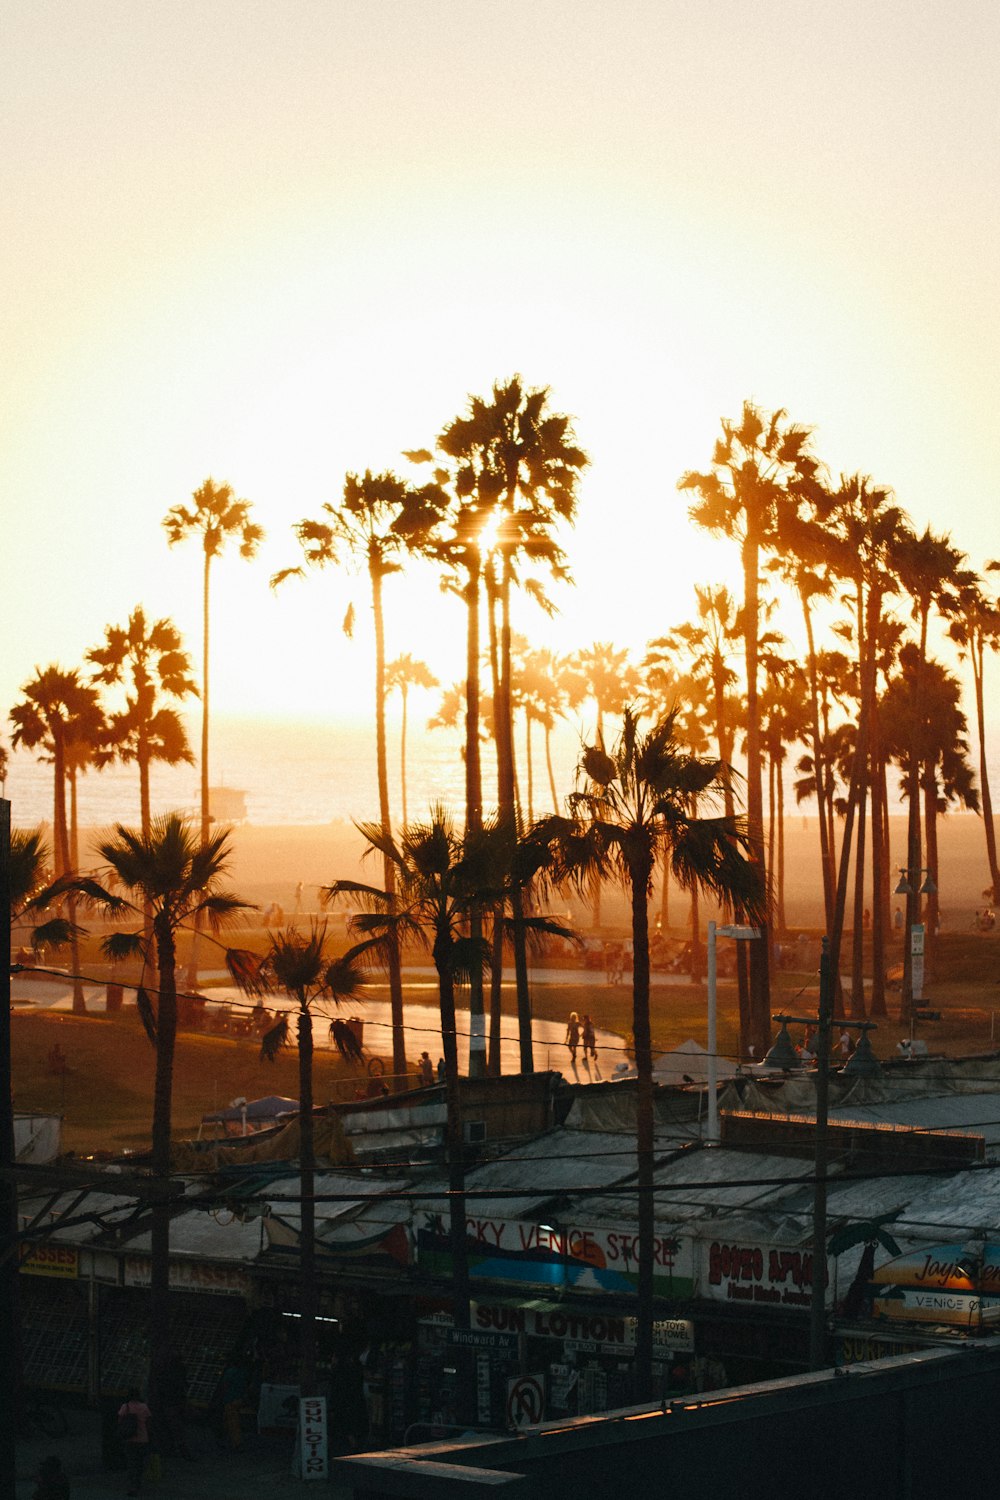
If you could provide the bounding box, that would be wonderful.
[14,1409,355,1500]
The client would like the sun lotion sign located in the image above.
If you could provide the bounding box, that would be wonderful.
[295,1396,328,1480]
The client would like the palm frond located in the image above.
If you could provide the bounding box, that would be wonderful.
[28,917,84,951]
[226,947,271,998]
[329,1017,364,1065]
[260,1015,289,1062]
[102,930,146,963]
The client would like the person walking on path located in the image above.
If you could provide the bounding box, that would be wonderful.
[418,1051,434,1086]
[117,1388,152,1496]
[219,1358,248,1450]
[582,1014,597,1061]
[565,1011,580,1064]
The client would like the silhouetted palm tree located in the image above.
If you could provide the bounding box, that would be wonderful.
[10,667,108,1011]
[682,402,820,1056]
[328,811,533,1329]
[385,654,439,826]
[894,526,965,1015]
[948,572,1000,901]
[88,608,196,836]
[163,478,263,844]
[531,710,764,1400]
[276,470,447,1088]
[438,378,587,1073]
[63,816,250,1372]
[234,924,365,1391]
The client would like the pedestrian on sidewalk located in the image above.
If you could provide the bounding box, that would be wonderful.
[117,1388,152,1496]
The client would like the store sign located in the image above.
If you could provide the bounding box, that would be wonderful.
[701,1238,820,1309]
[872,1243,1000,1326]
[471,1302,689,1353]
[124,1256,251,1297]
[297,1395,328,1480]
[19,1244,78,1278]
[418,1215,694,1297]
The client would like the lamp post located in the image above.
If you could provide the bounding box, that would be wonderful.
[706,921,759,1145]
[896,867,936,1021]
[761,939,881,1368]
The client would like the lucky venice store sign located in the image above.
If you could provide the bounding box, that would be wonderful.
[417,1214,695,1297]
[872,1242,1000,1326]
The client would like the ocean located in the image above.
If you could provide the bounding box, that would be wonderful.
[3,713,584,831]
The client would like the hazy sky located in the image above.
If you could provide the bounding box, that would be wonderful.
[4,0,998,732]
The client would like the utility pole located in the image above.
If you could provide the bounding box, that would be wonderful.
[1,799,18,1500]
[809,936,833,1369]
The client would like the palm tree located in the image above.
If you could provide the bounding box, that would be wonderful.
[327,811,524,1329]
[276,470,447,1088]
[233,925,365,1391]
[531,709,764,1400]
[9,828,78,954]
[385,655,439,826]
[681,403,820,1057]
[948,572,1000,901]
[87,608,197,835]
[10,667,90,878]
[62,815,250,1371]
[438,379,587,1074]
[894,526,965,1015]
[163,478,263,844]
[10,667,108,1011]
[163,478,263,987]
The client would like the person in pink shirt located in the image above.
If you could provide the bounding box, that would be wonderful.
[116,1388,152,1496]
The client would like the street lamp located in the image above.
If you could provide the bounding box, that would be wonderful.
[706,921,760,1145]
[894,867,936,896]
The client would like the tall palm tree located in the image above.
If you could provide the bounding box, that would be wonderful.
[163,478,263,846]
[163,478,263,987]
[87,608,197,836]
[948,572,1000,901]
[276,470,447,1088]
[681,402,820,1057]
[894,526,965,1015]
[327,811,534,1329]
[233,925,365,1392]
[385,655,439,826]
[10,666,89,877]
[10,667,108,1012]
[62,816,250,1371]
[438,378,587,1074]
[531,710,764,1400]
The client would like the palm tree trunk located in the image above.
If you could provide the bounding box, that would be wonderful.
[371,565,408,1089]
[52,737,70,878]
[850,776,867,1018]
[742,533,771,1057]
[776,751,786,935]
[487,912,503,1078]
[67,767,85,1014]
[186,550,212,991]
[434,934,469,1328]
[803,596,835,927]
[869,716,888,1017]
[499,552,533,1073]
[297,1005,318,1392]
[400,684,409,828]
[630,852,655,1402]
[923,767,940,983]
[150,913,179,1371]
[545,726,559,813]
[463,554,487,1079]
[972,640,1000,901]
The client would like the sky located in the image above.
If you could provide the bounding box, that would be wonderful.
[3,1,999,757]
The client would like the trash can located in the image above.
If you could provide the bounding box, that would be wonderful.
[106,982,124,1014]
